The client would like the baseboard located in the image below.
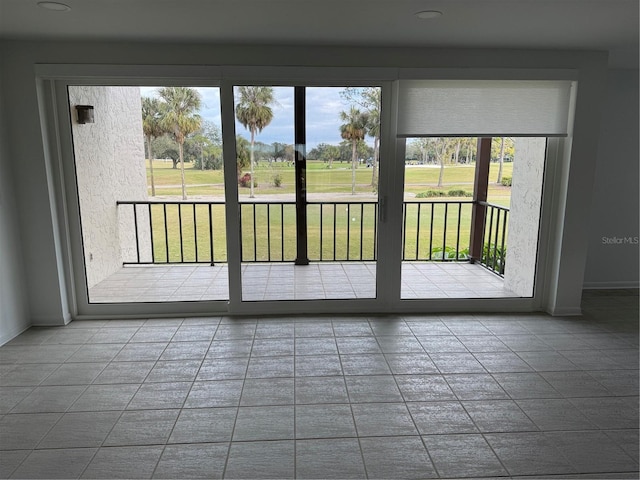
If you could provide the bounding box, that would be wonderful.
[30,313,72,327]
[547,306,583,316]
[583,281,640,289]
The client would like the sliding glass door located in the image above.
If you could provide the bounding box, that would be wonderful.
[228,85,382,302]
[50,67,573,317]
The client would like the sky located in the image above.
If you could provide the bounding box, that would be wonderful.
[140,86,373,150]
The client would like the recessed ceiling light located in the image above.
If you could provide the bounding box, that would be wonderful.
[37,2,71,11]
[415,10,443,19]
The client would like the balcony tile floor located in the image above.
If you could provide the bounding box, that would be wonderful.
[0,290,638,478]
[89,262,516,303]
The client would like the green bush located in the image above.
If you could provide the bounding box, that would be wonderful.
[431,246,470,260]
[272,173,283,188]
[415,190,446,198]
[482,243,506,274]
[447,189,473,197]
[501,176,512,187]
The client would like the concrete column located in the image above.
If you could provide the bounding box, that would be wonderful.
[503,137,546,297]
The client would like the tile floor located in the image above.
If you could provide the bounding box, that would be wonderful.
[88,261,516,303]
[0,291,637,478]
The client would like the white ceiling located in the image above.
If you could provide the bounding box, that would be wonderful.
[1,0,638,68]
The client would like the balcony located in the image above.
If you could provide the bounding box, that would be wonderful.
[87,199,515,303]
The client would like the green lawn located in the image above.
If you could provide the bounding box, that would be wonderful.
[146,159,512,202]
[136,159,511,263]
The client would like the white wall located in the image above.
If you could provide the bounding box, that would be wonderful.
[68,86,149,289]
[584,69,640,289]
[504,138,546,297]
[0,46,31,344]
[0,40,609,322]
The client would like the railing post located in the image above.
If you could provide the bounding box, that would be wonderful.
[470,137,492,262]
[294,86,309,265]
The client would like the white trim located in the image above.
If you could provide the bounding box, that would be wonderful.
[220,80,242,311]
[31,312,72,326]
[34,64,578,84]
[547,306,583,316]
[68,297,539,319]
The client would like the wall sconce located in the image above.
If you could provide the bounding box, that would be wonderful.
[76,105,95,124]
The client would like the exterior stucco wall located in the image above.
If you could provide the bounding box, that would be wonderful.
[69,86,149,289]
[504,138,546,297]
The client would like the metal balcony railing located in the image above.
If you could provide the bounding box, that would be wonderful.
[117,199,508,275]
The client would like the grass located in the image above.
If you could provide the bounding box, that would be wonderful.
[146,159,513,203]
[134,159,512,263]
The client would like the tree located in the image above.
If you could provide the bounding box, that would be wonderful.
[187,134,212,170]
[191,121,223,170]
[430,138,456,187]
[235,135,250,182]
[141,97,166,196]
[235,86,275,198]
[309,143,341,167]
[341,87,381,190]
[407,138,431,164]
[158,87,202,200]
[340,107,369,195]
[496,137,506,184]
[271,142,287,162]
[151,135,179,168]
[491,137,514,183]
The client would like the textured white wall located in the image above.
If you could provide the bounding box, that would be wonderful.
[69,86,149,289]
[504,138,546,297]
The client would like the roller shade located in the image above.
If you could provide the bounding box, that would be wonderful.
[397,79,574,137]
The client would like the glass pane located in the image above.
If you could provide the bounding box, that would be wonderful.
[400,137,544,299]
[235,85,381,301]
[68,85,227,303]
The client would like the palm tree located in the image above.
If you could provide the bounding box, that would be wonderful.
[340,87,381,190]
[141,97,166,197]
[158,87,202,200]
[340,107,369,195]
[366,103,380,190]
[235,86,275,198]
[496,137,506,184]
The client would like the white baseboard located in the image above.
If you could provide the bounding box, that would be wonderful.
[547,306,583,316]
[583,281,639,290]
[30,314,72,327]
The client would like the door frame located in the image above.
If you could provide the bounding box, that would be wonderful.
[219,76,397,315]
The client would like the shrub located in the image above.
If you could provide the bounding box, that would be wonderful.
[272,173,283,188]
[501,176,512,187]
[431,246,470,260]
[482,243,506,274]
[447,189,473,197]
[239,173,257,188]
[415,190,445,198]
